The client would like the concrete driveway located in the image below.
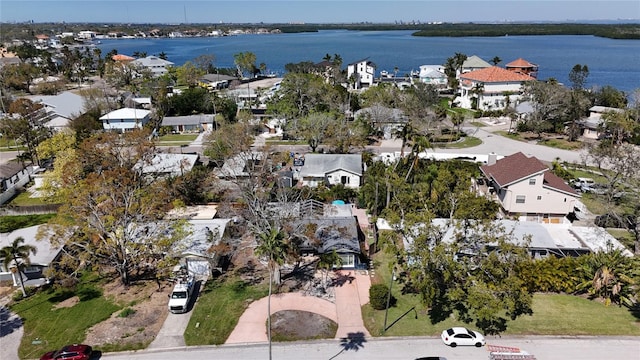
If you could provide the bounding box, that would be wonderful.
[226,270,371,344]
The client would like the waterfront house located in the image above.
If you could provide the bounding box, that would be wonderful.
[417,65,447,88]
[479,152,579,223]
[100,108,151,132]
[131,56,174,76]
[347,58,375,90]
[460,55,492,74]
[297,154,362,189]
[455,66,535,111]
[505,58,539,78]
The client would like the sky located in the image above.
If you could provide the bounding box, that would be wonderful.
[1,0,639,24]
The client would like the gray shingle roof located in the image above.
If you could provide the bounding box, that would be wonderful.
[298,154,362,177]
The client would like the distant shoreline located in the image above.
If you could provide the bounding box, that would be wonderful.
[2,22,639,42]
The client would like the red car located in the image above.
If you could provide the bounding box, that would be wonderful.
[40,344,92,360]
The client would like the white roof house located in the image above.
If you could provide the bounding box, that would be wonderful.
[136,153,199,177]
[27,91,86,130]
[418,65,447,87]
[100,108,151,132]
[131,56,174,76]
[297,154,363,189]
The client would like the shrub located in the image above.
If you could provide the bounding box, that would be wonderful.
[118,307,136,318]
[369,283,391,310]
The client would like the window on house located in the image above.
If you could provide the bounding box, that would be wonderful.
[537,196,542,200]
[515,195,526,204]
[341,176,349,184]
[529,178,536,185]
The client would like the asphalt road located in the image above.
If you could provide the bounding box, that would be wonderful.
[100,336,640,360]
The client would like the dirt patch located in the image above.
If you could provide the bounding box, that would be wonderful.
[84,279,172,349]
[53,295,79,309]
[271,310,337,341]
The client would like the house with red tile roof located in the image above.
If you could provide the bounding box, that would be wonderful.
[455,66,536,111]
[505,58,539,78]
[479,152,579,223]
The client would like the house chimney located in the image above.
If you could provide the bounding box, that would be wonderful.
[488,152,497,165]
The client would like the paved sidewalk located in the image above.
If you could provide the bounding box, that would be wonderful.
[225,270,371,344]
[0,296,22,360]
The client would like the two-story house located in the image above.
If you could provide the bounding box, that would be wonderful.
[579,105,626,140]
[480,152,579,223]
[131,56,174,76]
[505,58,539,78]
[456,66,536,111]
[347,58,375,90]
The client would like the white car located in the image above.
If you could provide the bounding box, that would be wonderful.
[440,327,486,347]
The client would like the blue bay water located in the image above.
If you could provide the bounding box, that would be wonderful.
[98,30,640,93]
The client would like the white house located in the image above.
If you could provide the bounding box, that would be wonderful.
[456,66,536,111]
[131,56,174,76]
[417,65,447,88]
[297,154,362,189]
[347,59,375,90]
[479,152,579,223]
[580,105,625,140]
[100,108,151,132]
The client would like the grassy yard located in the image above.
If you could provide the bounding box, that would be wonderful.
[10,285,121,359]
[184,277,269,345]
[504,294,640,336]
[155,133,199,146]
[437,136,482,149]
[0,214,56,233]
[363,251,640,337]
[265,138,308,146]
[6,190,50,206]
[537,138,584,150]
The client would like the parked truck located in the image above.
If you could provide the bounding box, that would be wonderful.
[168,273,195,314]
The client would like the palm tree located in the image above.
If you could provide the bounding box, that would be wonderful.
[254,228,290,360]
[0,237,37,298]
[491,56,502,65]
[317,250,343,288]
[405,135,433,182]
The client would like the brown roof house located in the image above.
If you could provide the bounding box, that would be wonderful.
[480,152,579,223]
[505,58,539,78]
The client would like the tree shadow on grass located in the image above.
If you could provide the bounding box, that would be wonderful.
[329,331,367,359]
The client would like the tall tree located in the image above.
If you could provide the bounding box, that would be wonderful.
[233,51,257,79]
[1,98,51,165]
[0,237,37,298]
[404,220,533,335]
[568,64,589,90]
[43,130,185,286]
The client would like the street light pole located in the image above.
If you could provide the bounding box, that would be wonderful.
[382,267,394,333]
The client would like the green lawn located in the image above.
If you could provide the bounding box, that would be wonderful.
[363,251,640,337]
[437,136,482,149]
[505,294,640,335]
[537,138,584,151]
[157,134,199,142]
[184,277,269,345]
[7,190,50,206]
[10,287,121,359]
[0,214,56,233]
